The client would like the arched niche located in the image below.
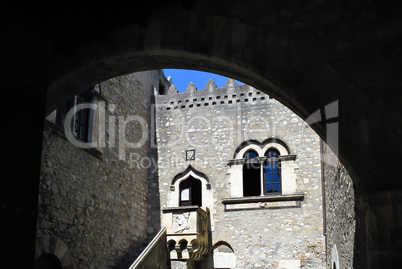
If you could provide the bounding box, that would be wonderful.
[207,241,236,269]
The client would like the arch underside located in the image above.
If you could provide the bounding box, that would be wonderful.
[43,4,402,194]
[4,2,402,268]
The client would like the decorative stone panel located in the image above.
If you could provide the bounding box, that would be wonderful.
[162,206,210,261]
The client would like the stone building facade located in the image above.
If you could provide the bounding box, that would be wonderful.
[35,70,170,268]
[35,69,357,269]
[154,79,327,269]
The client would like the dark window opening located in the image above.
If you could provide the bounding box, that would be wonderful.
[158,81,166,95]
[264,149,281,194]
[179,176,202,207]
[243,150,261,196]
[55,88,93,142]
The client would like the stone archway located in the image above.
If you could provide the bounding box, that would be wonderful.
[3,1,402,268]
[41,11,402,268]
[41,6,400,198]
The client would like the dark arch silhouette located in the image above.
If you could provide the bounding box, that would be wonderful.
[212,241,235,254]
[233,138,290,159]
[34,253,62,269]
[171,165,209,186]
[3,1,402,268]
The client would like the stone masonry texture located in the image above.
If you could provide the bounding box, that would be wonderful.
[36,70,169,268]
[155,80,326,269]
[36,70,358,268]
[323,142,355,269]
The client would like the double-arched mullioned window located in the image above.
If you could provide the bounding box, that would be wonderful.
[228,139,298,198]
[242,148,281,196]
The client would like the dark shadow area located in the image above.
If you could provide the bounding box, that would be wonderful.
[35,253,62,269]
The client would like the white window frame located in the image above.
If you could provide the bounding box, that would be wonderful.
[228,141,298,197]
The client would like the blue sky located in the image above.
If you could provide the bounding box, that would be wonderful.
[163,69,244,93]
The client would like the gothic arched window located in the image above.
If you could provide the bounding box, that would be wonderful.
[264,149,281,194]
[228,139,296,198]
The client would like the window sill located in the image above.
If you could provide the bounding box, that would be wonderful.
[221,194,304,211]
[162,205,202,213]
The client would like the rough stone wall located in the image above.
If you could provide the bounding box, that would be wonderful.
[36,70,169,268]
[322,142,355,269]
[155,81,326,268]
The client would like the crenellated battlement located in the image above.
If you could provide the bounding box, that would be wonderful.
[155,78,271,111]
